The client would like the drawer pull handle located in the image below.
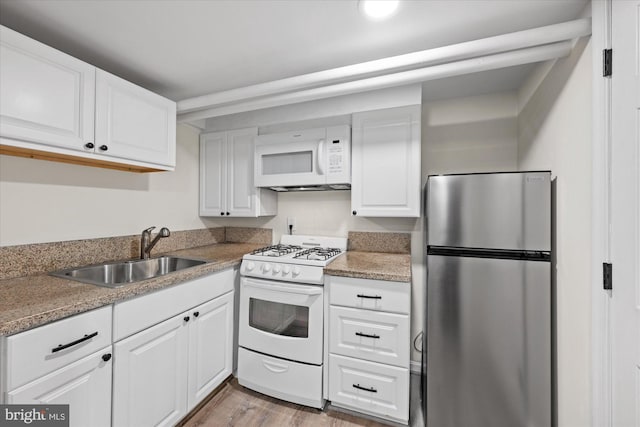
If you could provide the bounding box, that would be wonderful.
[355,332,380,339]
[51,331,98,353]
[353,383,377,393]
[356,294,382,300]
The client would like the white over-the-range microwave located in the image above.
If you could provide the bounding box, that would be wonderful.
[254,125,351,191]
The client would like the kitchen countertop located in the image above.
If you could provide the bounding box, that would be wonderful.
[324,251,412,283]
[1,244,412,336]
[0,243,262,336]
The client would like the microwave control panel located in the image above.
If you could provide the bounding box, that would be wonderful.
[325,126,351,182]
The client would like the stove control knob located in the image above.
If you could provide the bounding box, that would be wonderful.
[273,264,281,274]
[262,263,271,273]
[245,262,255,272]
[292,266,301,276]
[282,265,291,275]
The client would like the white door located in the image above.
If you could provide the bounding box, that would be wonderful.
[95,69,176,167]
[200,131,227,216]
[239,277,324,365]
[187,291,234,411]
[227,128,258,217]
[113,314,188,427]
[0,25,95,152]
[7,348,112,427]
[611,1,640,425]
[351,105,421,217]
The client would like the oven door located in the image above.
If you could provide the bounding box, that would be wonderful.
[239,277,323,365]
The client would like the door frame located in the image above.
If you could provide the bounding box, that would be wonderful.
[591,1,612,426]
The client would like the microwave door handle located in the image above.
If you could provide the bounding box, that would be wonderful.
[317,139,325,175]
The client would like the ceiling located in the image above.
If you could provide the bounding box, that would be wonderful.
[0,0,588,104]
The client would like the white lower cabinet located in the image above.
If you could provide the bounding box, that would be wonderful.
[327,275,411,424]
[113,289,234,426]
[187,291,234,411]
[6,347,112,427]
[1,306,113,427]
[113,313,189,427]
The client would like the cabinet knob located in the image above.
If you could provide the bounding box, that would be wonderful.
[184,316,190,322]
[226,212,230,216]
[99,145,108,151]
[220,212,225,216]
[193,311,200,318]
[84,142,94,149]
[102,353,112,362]
[352,210,357,216]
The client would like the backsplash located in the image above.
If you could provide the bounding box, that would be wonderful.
[347,231,411,254]
[0,227,271,280]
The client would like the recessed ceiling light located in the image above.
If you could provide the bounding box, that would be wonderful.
[359,0,399,21]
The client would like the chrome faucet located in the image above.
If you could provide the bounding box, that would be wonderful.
[140,226,170,259]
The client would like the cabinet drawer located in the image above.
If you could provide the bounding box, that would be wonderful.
[329,306,409,368]
[329,354,409,424]
[328,276,410,314]
[6,306,112,390]
[113,269,233,341]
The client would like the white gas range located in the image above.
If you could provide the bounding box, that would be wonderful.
[237,235,346,409]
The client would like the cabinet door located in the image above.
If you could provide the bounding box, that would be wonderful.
[95,69,176,167]
[227,128,258,217]
[351,105,421,217]
[187,291,234,410]
[113,314,188,427]
[200,131,227,216]
[7,348,112,427]
[0,25,95,152]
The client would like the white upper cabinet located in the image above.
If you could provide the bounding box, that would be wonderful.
[95,69,176,167]
[200,131,227,216]
[200,127,277,217]
[0,25,95,152]
[351,105,421,217]
[0,25,176,172]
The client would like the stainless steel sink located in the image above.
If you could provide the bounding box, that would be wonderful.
[50,256,208,288]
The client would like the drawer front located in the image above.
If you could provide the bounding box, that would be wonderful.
[329,354,409,424]
[113,269,234,341]
[238,347,323,409]
[328,276,410,314]
[6,306,112,390]
[329,306,409,368]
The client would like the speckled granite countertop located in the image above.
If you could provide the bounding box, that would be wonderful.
[324,251,411,283]
[0,243,262,336]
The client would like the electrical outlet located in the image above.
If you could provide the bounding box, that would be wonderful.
[287,217,296,233]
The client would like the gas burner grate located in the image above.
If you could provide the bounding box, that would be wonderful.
[250,244,304,257]
[293,247,342,261]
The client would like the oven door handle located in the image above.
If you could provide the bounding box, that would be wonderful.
[243,280,323,296]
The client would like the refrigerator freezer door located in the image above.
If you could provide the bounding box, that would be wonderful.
[426,254,550,427]
[427,172,551,251]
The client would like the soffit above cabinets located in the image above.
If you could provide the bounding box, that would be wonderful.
[0,0,588,104]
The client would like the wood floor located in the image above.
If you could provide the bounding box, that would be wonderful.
[181,378,399,427]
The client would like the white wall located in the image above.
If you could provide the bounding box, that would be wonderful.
[517,38,592,427]
[0,124,206,246]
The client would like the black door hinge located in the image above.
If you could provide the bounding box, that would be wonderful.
[603,262,613,290]
[603,49,612,77]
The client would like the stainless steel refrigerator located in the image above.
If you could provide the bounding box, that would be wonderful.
[423,171,551,427]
